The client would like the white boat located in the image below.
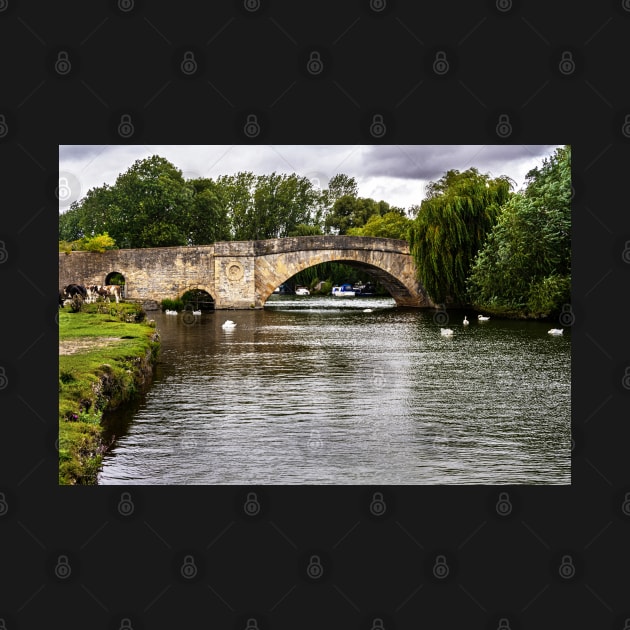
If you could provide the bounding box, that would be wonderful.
[295,287,310,296]
[165,309,178,315]
[331,284,356,297]
[548,328,563,335]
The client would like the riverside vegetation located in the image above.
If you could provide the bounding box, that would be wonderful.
[60,146,570,320]
[58,301,160,485]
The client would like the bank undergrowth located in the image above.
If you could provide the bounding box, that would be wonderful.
[59,302,160,485]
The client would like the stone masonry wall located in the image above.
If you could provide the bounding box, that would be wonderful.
[212,241,257,309]
[59,237,433,309]
[59,246,216,302]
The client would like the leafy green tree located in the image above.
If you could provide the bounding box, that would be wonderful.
[59,156,195,248]
[467,146,571,317]
[324,195,357,234]
[218,172,257,240]
[59,185,116,241]
[326,173,358,202]
[111,155,190,247]
[409,167,514,305]
[184,178,231,244]
[321,174,358,233]
[347,211,412,240]
[256,173,321,238]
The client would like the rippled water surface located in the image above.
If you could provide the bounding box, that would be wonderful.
[99,296,571,485]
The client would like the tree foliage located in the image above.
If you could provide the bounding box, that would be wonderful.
[466,146,571,318]
[325,195,406,235]
[59,232,116,253]
[59,156,408,247]
[409,168,514,304]
[347,211,412,240]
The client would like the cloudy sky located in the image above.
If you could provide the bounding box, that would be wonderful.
[59,144,563,213]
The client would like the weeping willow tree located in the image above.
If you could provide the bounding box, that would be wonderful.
[409,168,514,305]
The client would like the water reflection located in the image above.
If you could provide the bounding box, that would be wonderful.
[99,297,571,485]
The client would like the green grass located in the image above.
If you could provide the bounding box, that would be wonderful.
[58,302,160,485]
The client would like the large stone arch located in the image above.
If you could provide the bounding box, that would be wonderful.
[254,237,433,308]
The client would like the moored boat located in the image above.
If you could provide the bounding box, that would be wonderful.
[331,283,356,297]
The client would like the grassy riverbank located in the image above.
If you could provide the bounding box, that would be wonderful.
[59,302,160,485]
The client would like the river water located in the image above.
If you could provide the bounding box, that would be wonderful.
[98,296,571,485]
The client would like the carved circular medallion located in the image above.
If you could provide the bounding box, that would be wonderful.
[227,262,244,282]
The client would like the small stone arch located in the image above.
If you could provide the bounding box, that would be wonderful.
[105,271,126,297]
[179,286,215,310]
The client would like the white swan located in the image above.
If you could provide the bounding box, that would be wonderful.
[165,309,178,315]
[222,320,236,328]
[192,310,201,316]
[478,314,490,321]
[440,327,454,336]
[548,328,563,335]
[463,316,469,325]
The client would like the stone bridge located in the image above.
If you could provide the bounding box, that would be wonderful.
[58,236,434,309]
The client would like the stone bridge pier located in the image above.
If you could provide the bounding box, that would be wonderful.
[59,236,434,309]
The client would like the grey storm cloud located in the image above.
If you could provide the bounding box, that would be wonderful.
[60,144,564,212]
[359,145,560,181]
[59,145,109,161]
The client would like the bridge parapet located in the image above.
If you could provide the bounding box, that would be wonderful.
[213,241,256,256]
[249,236,410,256]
